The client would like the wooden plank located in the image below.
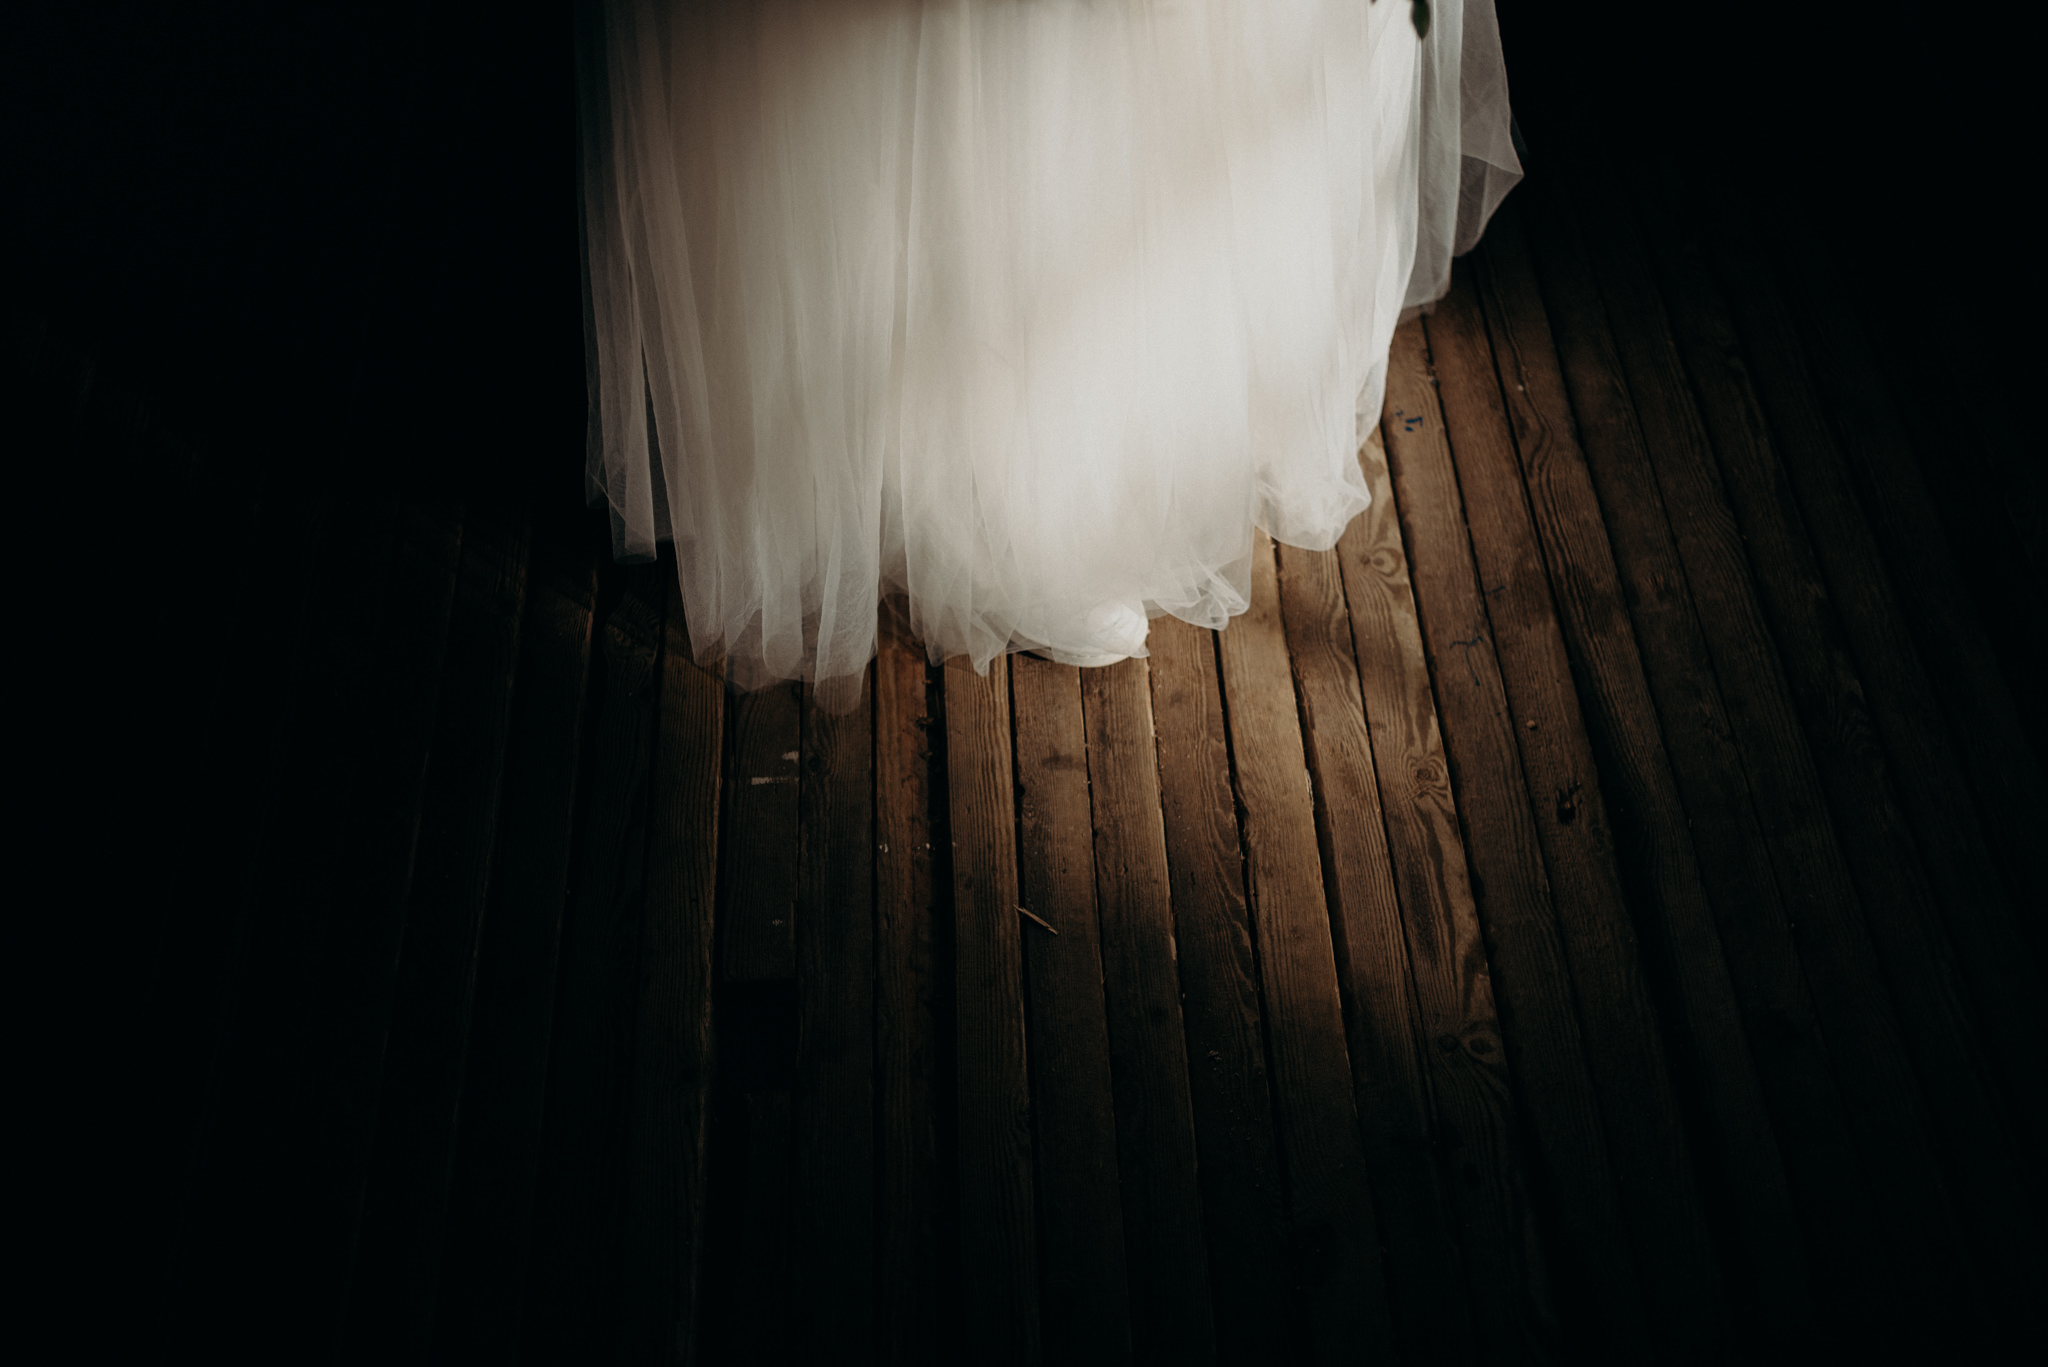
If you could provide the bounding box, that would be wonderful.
[942,653,1041,1364]
[1337,425,1557,1362]
[1555,148,1989,1339]
[1010,654,1134,1363]
[615,573,727,1365]
[1078,657,1217,1367]
[1427,265,1735,1358]
[1213,533,1396,1362]
[1380,319,1653,1359]
[1515,168,1907,1345]
[1141,616,1291,1359]
[1624,160,2045,1302]
[873,608,943,1365]
[520,560,666,1362]
[791,673,876,1362]
[340,497,532,1360]
[1699,207,2048,1147]
[430,514,599,1363]
[1271,536,1473,1365]
[718,682,802,982]
[1470,205,1821,1346]
[1775,243,2048,923]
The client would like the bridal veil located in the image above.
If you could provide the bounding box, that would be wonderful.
[577,0,1520,706]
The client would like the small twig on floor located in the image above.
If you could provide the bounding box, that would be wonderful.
[1017,905,1059,935]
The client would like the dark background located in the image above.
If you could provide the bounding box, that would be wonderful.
[5,0,2030,1350]
[6,2,2029,481]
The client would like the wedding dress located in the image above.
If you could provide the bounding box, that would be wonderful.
[578,0,1519,707]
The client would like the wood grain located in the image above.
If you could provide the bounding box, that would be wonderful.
[1142,615,1292,1359]
[1079,658,1217,1367]
[1558,149,1987,1338]
[942,654,1041,1364]
[1011,653,1134,1362]
[1625,160,2043,1301]
[1428,264,1734,1360]
[1273,535,1474,1365]
[1381,319,1652,1360]
[792,672,876,1362]
[1515,167,1904,1344]
[718,682,802,982]
[874,609,943,1365]
[1472,204,1821,1347]
[615,574,726,1365]
[1215,532,1396,1363]
[1338,424,1557,1363]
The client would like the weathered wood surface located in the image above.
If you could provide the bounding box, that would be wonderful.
[791,672,876,1363]
[1626,160,2043,1308]
[1428,265,1736,1360]
[1515,168,1904,1344]
[1080,658,1217,1366]
[1472,203,1818,1348]
[1339,426,1555,1363]
[943,654,1041,1364]
[718,681,802,981]
[1382,318,1654,1360]
[1697,203,2048,1161]
[1273,533,1472,1365]
[114,124,2048,1365]
[873,610,943,1365]
[1216,532,1396,1362]
[1557,151,1990,1344]
[1143,616,1293,1359]
[615,577,726,1366]
[1011,653,1134,1362]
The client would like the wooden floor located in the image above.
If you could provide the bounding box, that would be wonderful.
[29,135,2045,1364]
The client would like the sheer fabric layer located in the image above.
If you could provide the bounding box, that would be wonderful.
[579,0,1521,705]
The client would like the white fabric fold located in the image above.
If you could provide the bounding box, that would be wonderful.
[579,0,1520,706]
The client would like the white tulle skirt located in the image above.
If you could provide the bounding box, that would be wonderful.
[578,0,1520,705]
